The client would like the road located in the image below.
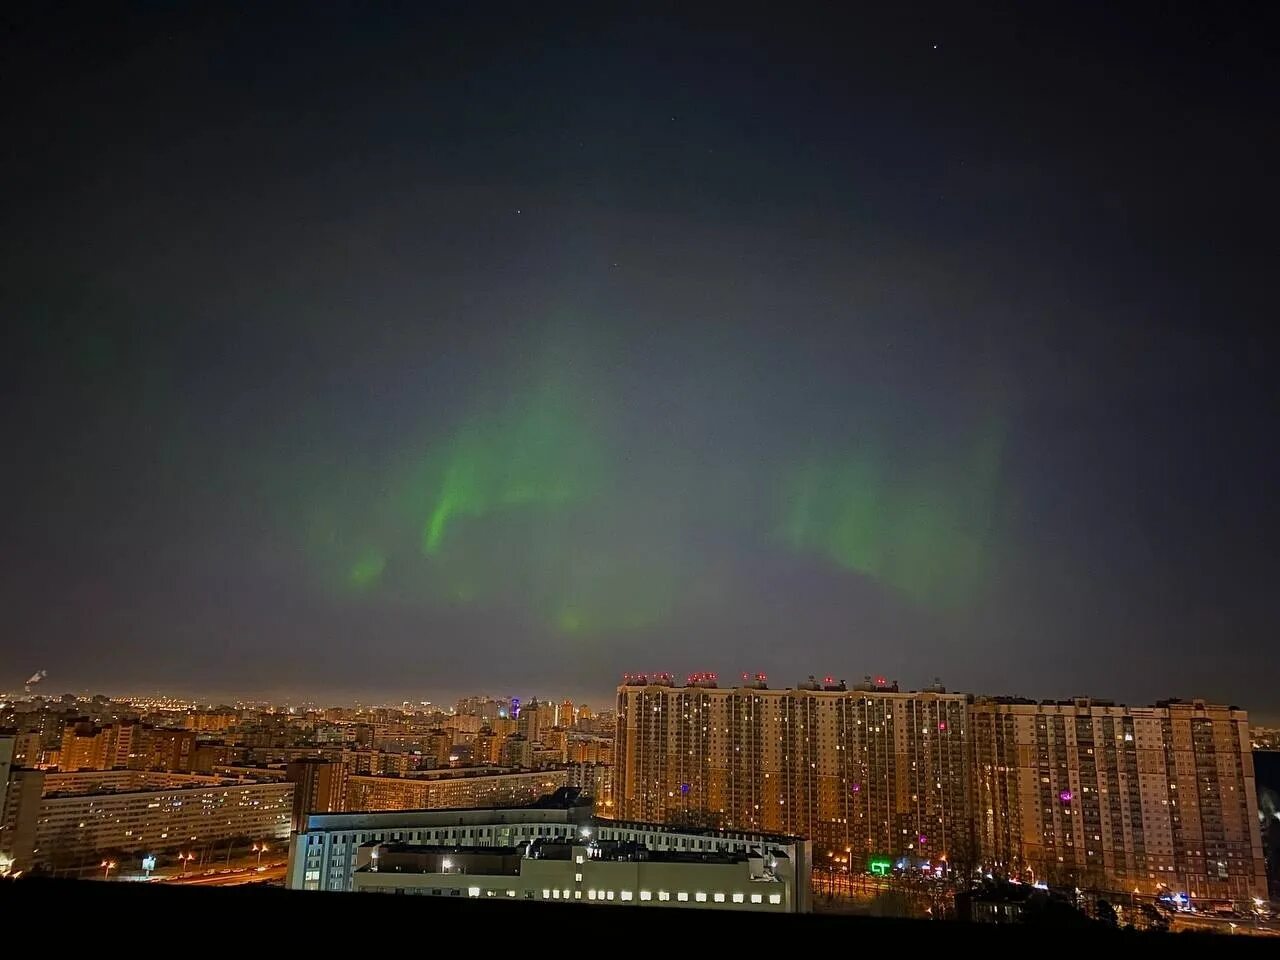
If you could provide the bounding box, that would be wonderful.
[161,862,287,886]
[1169,912,1280,937]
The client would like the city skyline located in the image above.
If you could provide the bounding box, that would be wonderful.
[4,665,1276,918]
[6,670,1278,727]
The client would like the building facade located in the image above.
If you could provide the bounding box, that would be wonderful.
[57,720,198,772]
[352,838,795,911]
[970,697,1266,900]
[286,758,346,831]
[288,788,810,911]
[615,675,971,869]
[0,768,292,872]
[344,768,568,812]
[616,677,1268,901]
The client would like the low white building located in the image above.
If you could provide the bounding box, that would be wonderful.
[287,788,810,911]
[353,838,794,911]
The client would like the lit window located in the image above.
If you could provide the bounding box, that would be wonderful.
[543,889,552,899]
[677,892,689,902]
[507,890,516,897]
[732,893,745,903]
[573,891,581,899]
[468,887,480,898]
[751,893,763,903]
[576,854,584,864]
[695,892,708,902]
[640,891,652,901]
[588,889,597,900]
[621,891,634,901]
[606,891,614,900]
[713,893,726,902]
[768,894,781,904]
[575,873,583,882]
[659,891,671,901]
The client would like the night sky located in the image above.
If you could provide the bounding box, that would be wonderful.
[4,5,1277,714]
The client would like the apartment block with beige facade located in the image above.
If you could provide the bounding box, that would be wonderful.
[616,676,1267,901]
[615,675,972,869]
[970,697,1265,900]
[344,768,569,812]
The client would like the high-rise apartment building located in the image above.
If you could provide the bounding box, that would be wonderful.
[141,726,198,771]
[454,696,511,722]
[970,697,1266,900]
[541,727,569,762]
[475,728,503,765]
[569,735,614,766]
[501,733,533,769]
[0,736,13,828]
[616,675,971,867]
[617,676,1267,901]
[57,720,197,772]
[59,720,113,771]
[517,699,550,745]
[10,731,44,768]
[286,758,347,831]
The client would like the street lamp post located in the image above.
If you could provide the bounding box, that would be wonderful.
[253,843,268,866]
[181,852,194,876]
[101,860,116,880]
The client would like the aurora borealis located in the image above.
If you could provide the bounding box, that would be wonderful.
[3,6,1277,717]
[418,383,602,558]
[304,362,1005,631]
[780,416,1005,609]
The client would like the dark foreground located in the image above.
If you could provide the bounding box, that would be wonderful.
[0,877,1274,952]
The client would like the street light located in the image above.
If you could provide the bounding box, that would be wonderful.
[101,859,116,880]
[180,852,195,876]
[252,843,268,866]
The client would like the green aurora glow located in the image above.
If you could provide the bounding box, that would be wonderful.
[419,385,602,555]
[779,417,1005,607]
[348,549,386,587]
[292,349,1005,631]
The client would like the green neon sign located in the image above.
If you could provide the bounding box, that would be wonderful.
[869,857,891,876]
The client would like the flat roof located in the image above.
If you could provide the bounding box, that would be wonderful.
[41,779,284,800]
[593,817,800,847]
[360,840,767,871]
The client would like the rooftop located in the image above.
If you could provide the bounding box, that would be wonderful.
[302,787,594,831]
[528,839,758,867]
[594,817,800,848]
